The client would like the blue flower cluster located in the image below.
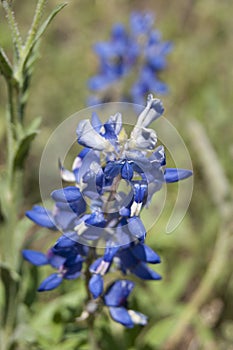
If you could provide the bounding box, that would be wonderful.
[88,12,173,106]
[23,95,192,328]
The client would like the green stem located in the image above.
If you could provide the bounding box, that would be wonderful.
[87,317,100,350]
[6,83,15,185]
[0,1,66,348]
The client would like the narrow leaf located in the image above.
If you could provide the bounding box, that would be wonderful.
[19,3,67,86]
[26,116,42,134]
[13,132,38,170]
[0,47,13,79]
[33,3,68,50]
[2,0,22,60]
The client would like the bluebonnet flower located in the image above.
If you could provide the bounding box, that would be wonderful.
[23,94,192,326]
[22,235,87,291]
[88,12,173,105]
[104,280,147,328]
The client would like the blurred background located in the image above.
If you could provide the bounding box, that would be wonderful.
[0,0,232,349]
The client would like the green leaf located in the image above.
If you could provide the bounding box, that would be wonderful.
[0,262,20,324]
[34,3,68,45]
[0,47,13,80]
[31,287,85,328]
[29,287,86,348]
[0,261,20,282]
[14,216,34,258]
[13,116,41,169]
[26,116,42,134]
[22,2,68,70]
[14,2,67,91]
[0,174,8,219]
[13,131,38,170]
[1,0,22,61]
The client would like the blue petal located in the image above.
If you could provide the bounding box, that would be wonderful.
[119,207,130,216]
[49,255,66,269]
[104,245,119,262]
[85,211,106,228]
[89,257,103,273]
[121,162,134,181]
[111,23,127,40]
[130,12,154,35]
[136,94,164,128]
[75,150,100,184]
[164,168,193,183]
[91,112,102,133]
[53,233,88,256]
[47,250,66,268]
[54,206,77,231]
[25,206,57,230]
[131,262,161,280]
[133,182,148,203]
[127,217,146,240]
[54,233,77,249]
[118,248,138,269]
[59,159,76,182]
[64,271,81,280]
[109,307,134,328]
[38,273,63,291]
[88,75,114,91]
[80,227,101,240]
[102,123,117,141]
[94,42,115,58]
[150,97,165,117]
[51,186,82,203]
[72,148,90,174]
[89,274,103,299]
[78,148,90,159]
[22,250,48,266]
[150,145,166,166]
[104,162,122,181]
[131,243,161,264]
[104,280,134,307]
[149,79,169,95]
[107,112,122,135]
[148,56,167,70]
[76,120,112,151]
[54,195,86,217]
[64,257,83,277]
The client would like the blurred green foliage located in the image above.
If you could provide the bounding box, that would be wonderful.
[0,0,233,349]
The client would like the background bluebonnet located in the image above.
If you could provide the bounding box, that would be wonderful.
[23,95,192,328]
[88,12,173,106]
